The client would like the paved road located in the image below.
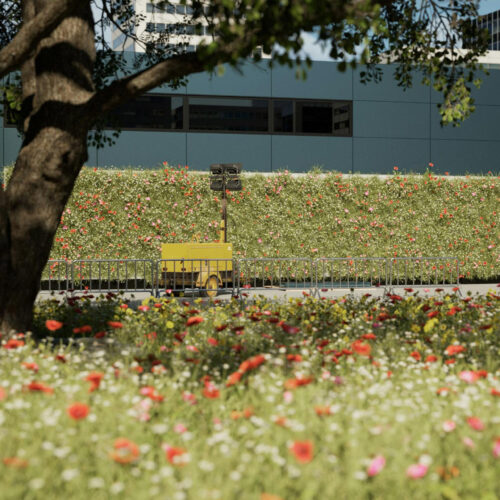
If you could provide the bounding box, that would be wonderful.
[37,283,499,306]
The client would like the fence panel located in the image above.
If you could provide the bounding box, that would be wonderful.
[237,258,316,292]
[40,260,72,291]
[70,259,155,293]
[388,257,460,289]
[155,258,236,297]
[315,257,389,292]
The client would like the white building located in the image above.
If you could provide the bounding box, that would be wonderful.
[111,0,212,53]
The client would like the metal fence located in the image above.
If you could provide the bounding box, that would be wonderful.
[387,257,460,289]
[315,257,389,292]
[40,256,460,297]
[237,258,315,291]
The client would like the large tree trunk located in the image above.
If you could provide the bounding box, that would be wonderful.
[0,0,95,335]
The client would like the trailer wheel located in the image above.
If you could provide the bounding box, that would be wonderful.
[202,275,219,298]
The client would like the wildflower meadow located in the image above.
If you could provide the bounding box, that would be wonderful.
[8,165,495,282]
[1,288,500,499]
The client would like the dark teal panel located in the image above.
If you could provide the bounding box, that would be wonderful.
[355,101,430,139]
[271,136,352,173]
[354,65,429,103]
[271,61,352,100]
[97,131,187,168]
[186,133,271,171]
[86,145,98,167]
[353,138,429,174]
[3,128,22,166]
[431,104,500,141]
[431,140,500,175]
[187,61,271,97]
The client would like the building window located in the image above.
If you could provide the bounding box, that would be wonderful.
[296,101,333,134]
[189,97,269,132]
[108,95,184,130]
[103,94,352,136]
[273,100,293,133]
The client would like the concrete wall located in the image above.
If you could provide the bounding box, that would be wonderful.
[2,60,500,174]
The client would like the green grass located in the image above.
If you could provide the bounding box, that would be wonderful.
[0,289,499,499]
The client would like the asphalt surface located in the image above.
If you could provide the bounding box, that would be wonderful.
[36,283,499,307]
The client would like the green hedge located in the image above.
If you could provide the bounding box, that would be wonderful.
[9,166,499,281]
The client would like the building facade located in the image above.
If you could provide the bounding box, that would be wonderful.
[111,0,211,53]
[473,9,500,51]
[2,55,500,175]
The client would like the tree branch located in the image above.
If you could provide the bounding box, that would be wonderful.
[0,0,85,78]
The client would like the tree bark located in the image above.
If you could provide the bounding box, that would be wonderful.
[0,0,95,335]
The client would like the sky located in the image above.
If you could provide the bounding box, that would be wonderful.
[301,0,500,61]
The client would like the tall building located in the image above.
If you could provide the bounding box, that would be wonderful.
[111,0,211,53]
[472,9,500,50]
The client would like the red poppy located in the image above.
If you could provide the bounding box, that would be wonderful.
[21,362,39,372]
[314,405,332,416]
[410,351,421,361]
[186,316,204,327]
[284,376,314,389]
[286,354,302,362]
[164,445,188,465]
[202,382,220,399]
[107,321,123,329]
[289,440,314,463]
[26,381,54,394]
[226,371,243,387]
[3,457,29,468]
[140,386,164,402]
[426,355,438,363]
[352,340,371,357]
[362,333,377,340]
[0,387,6,401]
[467,416,484,431]
[491,388,500,397]
[45,320,63,331]
[3,339,25,349]
[427,311,439,318]
[110,438,140,464]
[67,402,90,420]
[445,345,465,356]
[85,372,104,392]
[207,337,218,346]
[73,325,92,334]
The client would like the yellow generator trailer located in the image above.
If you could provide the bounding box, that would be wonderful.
[160,239,233,297]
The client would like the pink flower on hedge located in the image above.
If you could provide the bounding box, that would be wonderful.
[367,455,386,477]
[406,463,428,479]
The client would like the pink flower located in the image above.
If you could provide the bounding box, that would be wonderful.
[174,423,187,434]
[462,436,475,448]
[283,391,294,403]
[406,464,428,479]
[467,416,485,431]
[257,238,262,243]
[442,420,456,432]
[367,455,386,477]
[493,439,500,458]
[459,371,479,384]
